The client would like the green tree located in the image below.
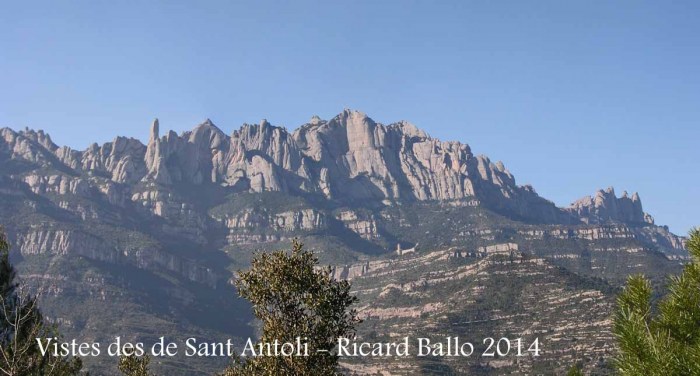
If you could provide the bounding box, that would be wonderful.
[0,232,17,347]
[566,363,584,376]
[222,239,360,376]
[613,228,700,375]
[118,354,153,376]
[0,229,82,376]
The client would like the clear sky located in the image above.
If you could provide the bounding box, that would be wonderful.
[1,1,698,234]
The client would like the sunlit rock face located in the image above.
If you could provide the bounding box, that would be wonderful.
[567,187,652,225]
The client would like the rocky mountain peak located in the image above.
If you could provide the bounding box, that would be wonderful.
[309,115,323,125]
[390,120,428,140]
[567,187,652,225]
[189,119,225,142]
[631,192,641,202]
[20,128,58,152]
[330,109,379,150]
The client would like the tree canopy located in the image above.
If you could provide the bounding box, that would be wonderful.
[613,228,700,375]
[222,239,360,376]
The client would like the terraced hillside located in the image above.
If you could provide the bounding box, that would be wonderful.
[340,246,616,374]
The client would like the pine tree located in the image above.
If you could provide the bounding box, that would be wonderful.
[613,228,700,375]
[221,239,360,376]
[0,229,82,376]
[118,354,153,376]
[566,363,584,376]
[0,233,17,347]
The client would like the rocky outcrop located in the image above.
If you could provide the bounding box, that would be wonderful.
[16,228,106,257]
[331,261,372,280]
[1,128,59,165]
[82,136,147,184]
[479,242,518,255]
[23,174,90,196]
[567,187,653,225]
[293,111,483,202]
[335,210,380,240]
[10,226,217,286]
[218,208,326,233]
[131,187,208,243]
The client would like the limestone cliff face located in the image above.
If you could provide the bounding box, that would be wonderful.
[216,208,326,232]
[7,225,217,286]
[16,228,106,257]
[335,210,380,240]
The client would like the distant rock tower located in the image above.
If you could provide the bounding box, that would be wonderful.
[150,118,159,142]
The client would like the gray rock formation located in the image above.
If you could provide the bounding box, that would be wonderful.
[567,187,653,225]
[0,111,675,228]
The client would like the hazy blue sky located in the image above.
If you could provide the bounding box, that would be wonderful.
[1,1,698,234]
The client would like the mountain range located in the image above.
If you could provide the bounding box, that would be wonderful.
[0,110,688,374]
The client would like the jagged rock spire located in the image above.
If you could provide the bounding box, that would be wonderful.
[150,118,160,143]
